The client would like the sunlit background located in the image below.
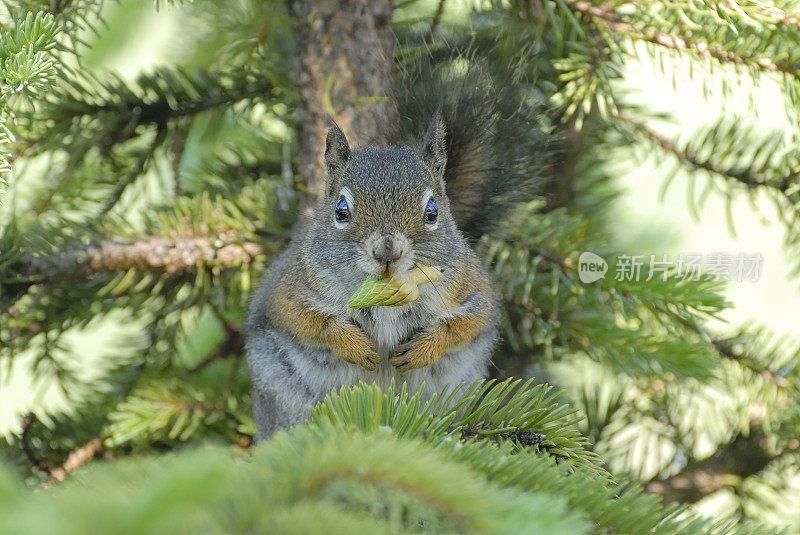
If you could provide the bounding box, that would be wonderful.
[1,0,798,528]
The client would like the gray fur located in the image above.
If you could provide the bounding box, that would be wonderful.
[247,284,497,438]
[246,131,501,442]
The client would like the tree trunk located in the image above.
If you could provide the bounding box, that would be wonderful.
[293,0,396,203]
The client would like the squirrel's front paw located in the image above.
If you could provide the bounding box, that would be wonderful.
[328,320,382,371]
[390,331,443,372]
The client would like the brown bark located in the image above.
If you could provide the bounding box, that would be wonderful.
[18,233,267,281]
[293,0,396,202]
[48,437,105,483]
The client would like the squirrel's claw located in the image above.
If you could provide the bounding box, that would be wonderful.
[389,354,413,372]
[356,349,383,371]
[346,339,382,371]
[390,341,414,372]
[390,334,440,372]
[328,320,382,371]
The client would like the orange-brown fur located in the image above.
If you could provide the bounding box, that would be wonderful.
[390,258,491,371]
[268,264,382,370]
[268,249,491,373]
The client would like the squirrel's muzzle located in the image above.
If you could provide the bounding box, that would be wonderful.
[372,235,402,263]
[367,231,409,268]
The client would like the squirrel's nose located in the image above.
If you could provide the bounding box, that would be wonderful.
[372,236,402,263]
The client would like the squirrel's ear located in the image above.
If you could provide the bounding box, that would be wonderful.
[324,120,351,195]
[421,112,447,182]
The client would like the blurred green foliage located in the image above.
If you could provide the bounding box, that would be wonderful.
[0,0,799,532]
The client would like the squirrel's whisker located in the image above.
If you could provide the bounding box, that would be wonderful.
[412,262,447,308]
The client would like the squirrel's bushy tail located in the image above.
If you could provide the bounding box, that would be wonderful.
[392,47,550,240]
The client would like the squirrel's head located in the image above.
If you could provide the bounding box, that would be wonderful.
[317,114,456,279]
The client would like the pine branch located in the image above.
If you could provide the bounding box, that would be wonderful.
[46,436,104,484]
[186,304,245,376]
[0,11,61,184]
[17,233,266,281]
[710,338,790,387]
[13,67,279,172]
[311,379,604,472]
[15,410,108,483]
[458,425,548,448]
[98,124,167,215]
[758,9,800,31]
[492,227,792,385]
[427,0,447,42]
[57,75,270,125]
[106,380,255,447]
[563,0,800,80]
[569,251,789,385]
[613,112,797,196]
[1,426,782,535]
[646,427,774,503]
[20,413,51,475]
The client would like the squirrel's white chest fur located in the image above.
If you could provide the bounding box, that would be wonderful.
[351,286,444,355]
[247,271,493,440]
[365,306,414,352]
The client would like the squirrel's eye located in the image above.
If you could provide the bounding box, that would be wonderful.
[335,195,351,224]
[425,197,438,224]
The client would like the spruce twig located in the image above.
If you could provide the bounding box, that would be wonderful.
[16,234,266,280]
[510,240,793,386]
[563,0,800,80]
[613,112,798,195]
[646,427,775,504]
[20,413,52,475]
[427,0,447,43]
[46,436,105,484]
[186,303,245,376]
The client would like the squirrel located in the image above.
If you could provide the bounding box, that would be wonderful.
[245,54,544,440]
